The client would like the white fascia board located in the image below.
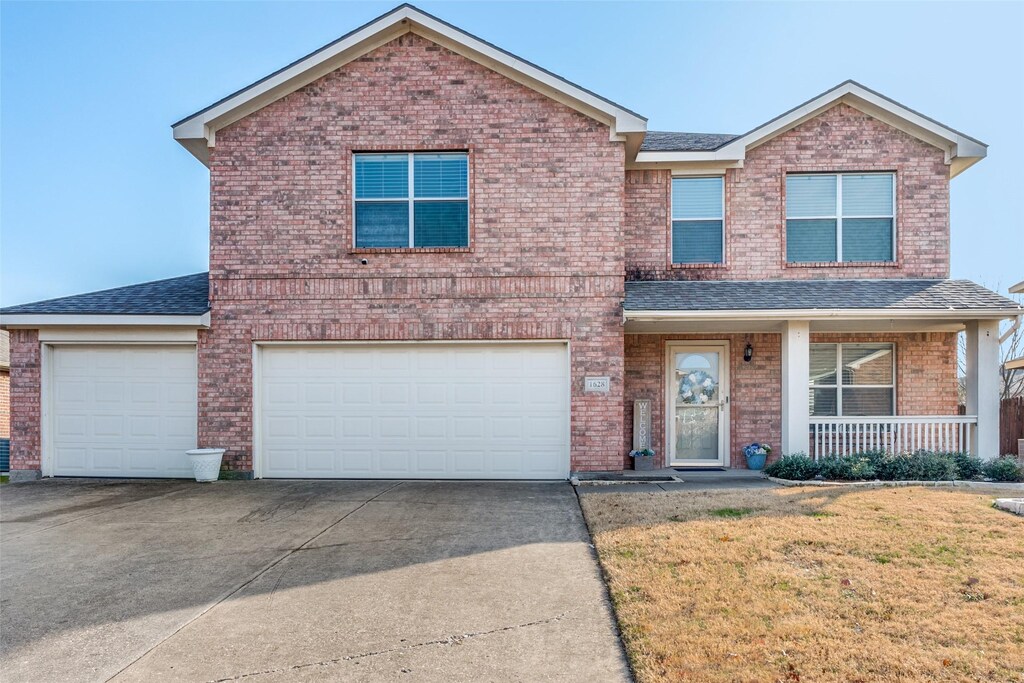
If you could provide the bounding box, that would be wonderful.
[1,312,211,329]
[624,307,1022,322]
[1009,280,1024,295]
[630,82,987,177]
[172,6,646,166]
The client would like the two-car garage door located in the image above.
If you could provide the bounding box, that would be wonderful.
[258,343,570,479]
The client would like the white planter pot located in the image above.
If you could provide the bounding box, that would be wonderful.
[186,448,225,482]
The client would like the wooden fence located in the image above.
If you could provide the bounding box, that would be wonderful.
[1002,397,1024,456]
[958,397,1024,456]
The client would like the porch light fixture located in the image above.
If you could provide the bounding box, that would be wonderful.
[744,343,753,363]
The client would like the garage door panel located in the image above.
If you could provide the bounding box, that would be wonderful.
[51,346,197,478]
[259,344,569,479]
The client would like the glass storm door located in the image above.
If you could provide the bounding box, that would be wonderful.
[667,343,729,467]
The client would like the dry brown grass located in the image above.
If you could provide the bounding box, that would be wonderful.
[581,486,1024,683]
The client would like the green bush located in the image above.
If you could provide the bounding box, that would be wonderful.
[816,454,878,481]
[872,450,957,481]
[766,451,1023,482]
[983,456,1024,482]
[951,452,985,480]
[764,454,818,480]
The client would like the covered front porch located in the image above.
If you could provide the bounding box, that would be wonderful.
[623,279,1021,468]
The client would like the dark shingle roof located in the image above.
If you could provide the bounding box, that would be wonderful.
[0,273,210,316]
[640,131,740,152]
[624,279,1021,312]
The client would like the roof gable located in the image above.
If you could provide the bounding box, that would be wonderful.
[634,81,987,177]
[173,4,647,166]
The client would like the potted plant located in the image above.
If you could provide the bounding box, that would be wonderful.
[630,448,657,471]
[742,443,772,471]
[186,448,226,482]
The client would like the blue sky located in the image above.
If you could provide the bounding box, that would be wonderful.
[2,1,1022,306]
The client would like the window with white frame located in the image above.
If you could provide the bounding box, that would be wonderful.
[786,173,894,263]
[671,176,724,264]
[354,152,469,248]
[809,343,895,416]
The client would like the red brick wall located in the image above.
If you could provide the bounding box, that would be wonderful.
[0,370,10,440]
[205,33,626,473]
[8,330,40,472]
[626,103,950,280]
[625,331,957,468]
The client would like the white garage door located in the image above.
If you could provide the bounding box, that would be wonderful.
[50,346,197,477]
[258,343,569,479]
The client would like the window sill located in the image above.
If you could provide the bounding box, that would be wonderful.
[785,260,898,268]
[670,262,726,269]
[350,247,472,254]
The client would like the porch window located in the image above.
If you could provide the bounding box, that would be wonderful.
[786,173,894,263]
[809,343,895,416]
[354,152,469,248]
[671,176,724,264]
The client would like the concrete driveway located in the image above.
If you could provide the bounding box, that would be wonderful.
[0,479,629,682]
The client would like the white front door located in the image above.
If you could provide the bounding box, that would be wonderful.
[256,343,570,479]
[666,342,729,467]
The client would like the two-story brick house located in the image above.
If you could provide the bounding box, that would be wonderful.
[2,5,1019,481]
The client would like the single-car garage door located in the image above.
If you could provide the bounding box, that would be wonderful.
[258,343,569,479]
[50,345,197,477]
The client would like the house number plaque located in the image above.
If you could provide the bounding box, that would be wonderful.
[584,376,611,393]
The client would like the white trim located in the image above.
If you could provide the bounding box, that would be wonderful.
[665,341,730,468]
[40,343,53,477]
[38,328,199,343]
[632,82,986,178]
[624,307,1021,322]
[1,313,210,328]
[173,5,646,166]
[253,338,571,346]
[252,343,263,480]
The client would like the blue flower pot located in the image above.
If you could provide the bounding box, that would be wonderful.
[745,453,767,470]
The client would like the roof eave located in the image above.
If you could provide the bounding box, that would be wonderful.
[172,5,646,167]
[1,312,212,329]
[630,81,987,177]
[623,307,1022,322]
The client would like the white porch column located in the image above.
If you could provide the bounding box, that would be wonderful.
[781,320,810,455]
[965,320,1001,459]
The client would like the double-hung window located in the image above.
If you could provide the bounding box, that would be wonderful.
[671,176,724,264]
[809,343,895,416]
[354,152,469,248]
[786,173,895,263]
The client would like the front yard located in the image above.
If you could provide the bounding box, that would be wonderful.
[581,486,1024,682]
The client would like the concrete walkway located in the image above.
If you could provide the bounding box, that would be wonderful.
[0,479,628,682]
[576,468,777,494]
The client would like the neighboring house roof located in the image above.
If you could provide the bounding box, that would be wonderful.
[172,3,648,166]
[639,132,739,152]
[624,279,1021,316]
[1009,280,1024,295]
[0,273,210,317]
[633,80,987,177]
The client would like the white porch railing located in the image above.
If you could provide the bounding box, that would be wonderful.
[809,416,978,459]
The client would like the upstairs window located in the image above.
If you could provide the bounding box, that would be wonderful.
[786,173,894,263]
[809,343,895,416]
[671,176,724,264]
[354,152,469,248]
